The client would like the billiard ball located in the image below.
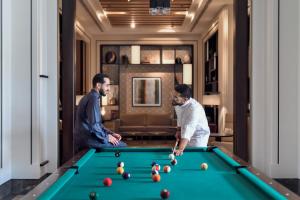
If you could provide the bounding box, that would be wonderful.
[201,163,208,170]
[163,165,171,173]
[168,153,175,160]
[152,164,161,171]
[103,178,112,187]
[116,167,124,174]
[151,170,159,175]
[89,191,98,200]
[117,161,124,168]
[160,189,170,199]
[122,172,131,179]
[170,159,177,166]
[151,161,157,167]
[115,151,120,157]
[152,174,161,182]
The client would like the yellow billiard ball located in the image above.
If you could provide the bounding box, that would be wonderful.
[200,163,208,170]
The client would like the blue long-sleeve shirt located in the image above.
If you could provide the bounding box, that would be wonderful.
[74,89,109,150]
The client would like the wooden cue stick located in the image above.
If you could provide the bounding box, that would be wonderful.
[172,140,179,154]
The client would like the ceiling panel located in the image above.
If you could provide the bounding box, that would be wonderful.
[99,0,192,27]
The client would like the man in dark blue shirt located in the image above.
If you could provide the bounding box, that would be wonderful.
[75,73,127,151]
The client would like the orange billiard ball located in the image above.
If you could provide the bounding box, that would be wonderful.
[116,167,124,174]
[152,174,161,182]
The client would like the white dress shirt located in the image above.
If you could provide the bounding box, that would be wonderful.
[175,98,210,147]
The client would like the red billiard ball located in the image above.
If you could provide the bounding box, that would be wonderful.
[103,178,112,187]
[160,189,170,199]
[163,165,171,173]
[122,172,131,179]
[152,164,161,171]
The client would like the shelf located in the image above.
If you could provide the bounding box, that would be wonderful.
[102,63,119,65]
[120,64,175,66]
[204,92,220,95]
[206,81,218,84]
[102,63,180,66]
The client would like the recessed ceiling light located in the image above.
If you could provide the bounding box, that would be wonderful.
[158,28,176,32]
[188,12,195,21]
[105,11,126,15]
[198,0,203,8]
[174,11,188,15]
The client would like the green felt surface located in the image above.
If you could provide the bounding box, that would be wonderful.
[43,148,285,200]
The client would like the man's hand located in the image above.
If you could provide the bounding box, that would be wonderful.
[175,131,181,140]
[108,134,119,145]
[174,149,184,156]
[112,133,122,141]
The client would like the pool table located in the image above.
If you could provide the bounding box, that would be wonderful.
[24,147,297,200]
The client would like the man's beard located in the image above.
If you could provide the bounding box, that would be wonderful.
[172,99,183,106]
[99,88,106,96]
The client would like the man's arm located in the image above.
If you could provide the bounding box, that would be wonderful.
[175,107,199,155]
[86,97,109,143]
[101,125,113,134]
[101,125,122,141]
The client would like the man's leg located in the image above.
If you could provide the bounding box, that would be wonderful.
[88,140,127,148]
[116,141,127,147]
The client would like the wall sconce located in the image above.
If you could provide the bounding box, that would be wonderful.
[101,96,108,106]
[101,107,106,116]
[131,45,140,64]
[202,94,220,106]
[183,64,192,85]
[76,95,85,106]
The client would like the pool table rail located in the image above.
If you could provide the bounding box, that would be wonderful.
[23,147,299,200]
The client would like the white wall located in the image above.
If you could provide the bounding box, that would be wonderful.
[0,0,58,184]
[201,6,234,133]
[277,0,300,178]
[217,6,234,132]
[0,0,12,185]
[251,0,300,178]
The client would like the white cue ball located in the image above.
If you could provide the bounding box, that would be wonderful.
[168,153,175,160]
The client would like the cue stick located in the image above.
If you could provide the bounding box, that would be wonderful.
[172,139,179,154]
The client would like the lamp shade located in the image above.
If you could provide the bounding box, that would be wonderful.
[76,95,85,106]
[131,45,140,64]
[183,64,192,85]
[202,95,220,105]
[101,96,108,106]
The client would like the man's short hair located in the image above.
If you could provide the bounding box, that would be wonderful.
[175,84,192,99]
[92,73,109,87]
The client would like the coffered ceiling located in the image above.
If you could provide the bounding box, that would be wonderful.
[76,0,233,35]
[99,0,192,26]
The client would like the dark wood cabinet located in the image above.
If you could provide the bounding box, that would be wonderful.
[204,31,218,94]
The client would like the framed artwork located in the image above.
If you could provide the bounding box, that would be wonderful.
[162,49,175,64]
[132,77,161,107]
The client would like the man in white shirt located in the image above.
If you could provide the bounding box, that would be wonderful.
[172,84,210,156]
